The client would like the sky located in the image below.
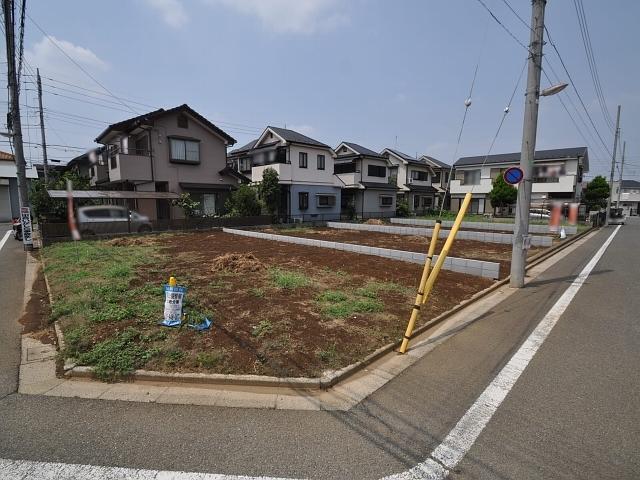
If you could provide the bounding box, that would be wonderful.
[1,0,639,180]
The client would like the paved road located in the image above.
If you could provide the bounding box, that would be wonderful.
[0,222,637,479]
[0,227,24,400]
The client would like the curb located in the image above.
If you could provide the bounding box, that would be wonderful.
[46,227,596,391]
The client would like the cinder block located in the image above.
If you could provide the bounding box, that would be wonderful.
[465,266,483,277]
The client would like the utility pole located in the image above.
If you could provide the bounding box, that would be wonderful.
[616,140,626,207]
[605,105,621,224]
[2,0,30,213]
[36,68,49,184]
[510,0,546,288]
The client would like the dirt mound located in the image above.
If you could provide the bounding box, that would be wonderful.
[364,219,384,225]
[105,237,146,247]
[212,253,264,273]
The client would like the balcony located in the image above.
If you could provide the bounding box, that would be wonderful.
[108,150,153,183]
[252,163,292,183]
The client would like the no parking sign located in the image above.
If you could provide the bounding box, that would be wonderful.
[503,167,524,185]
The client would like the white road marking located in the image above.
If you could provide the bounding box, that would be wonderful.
[0,227,621,480]
[0,229,12,252]
[383,225,622,479]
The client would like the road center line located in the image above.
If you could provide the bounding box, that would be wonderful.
[0,230,12,252]
[384,225,621,479]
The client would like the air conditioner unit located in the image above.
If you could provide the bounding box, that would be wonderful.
[408,177,413,184]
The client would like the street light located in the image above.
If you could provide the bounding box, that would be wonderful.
[540,82,568,97]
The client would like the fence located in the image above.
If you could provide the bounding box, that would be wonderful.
[40,215,273,245]
[279,210,397,225]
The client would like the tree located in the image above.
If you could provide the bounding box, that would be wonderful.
[172,193,200,218]
[225,184,262,217]
[396,199,410,217]
[258,167,280,216]
[583,175,610,211]
[29,170,92,220]
[489,175,517,214]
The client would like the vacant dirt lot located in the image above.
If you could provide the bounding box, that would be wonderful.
[45,230,493,380]
[259,226,545,278]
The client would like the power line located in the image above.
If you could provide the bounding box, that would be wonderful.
[26,13,140,115]
[474,0,532,53]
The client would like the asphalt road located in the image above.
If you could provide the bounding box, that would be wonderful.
[0,222,637,479]
[0,227,24,400]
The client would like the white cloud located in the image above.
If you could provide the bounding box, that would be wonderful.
[144,0,189,28]
[207,0,348,34]
[25,36,108,81]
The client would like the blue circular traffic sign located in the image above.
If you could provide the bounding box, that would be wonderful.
[503,167,524,185]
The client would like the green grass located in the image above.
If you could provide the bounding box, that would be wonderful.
[77,328,160,381]
[252,319,273,338]
[317,342,339,366]
[249,287,265,298]
[196,350,226,369]
[317,290,348,302]
[316,286,385,319]
[269,268,310,290]
[355,281,408,298]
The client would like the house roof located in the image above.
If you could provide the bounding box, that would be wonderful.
[95,104,237,145]
[421,155,450,169]
[0,150,14,161]
[229,138,258,155]
[266,127,330,148]
[218,165,251,184]
[406,184,439,194]
[339,142,385,158]
[621,180,640,189]
[384,148,427,166]
[455,147,588,167]
[359,181,399,191]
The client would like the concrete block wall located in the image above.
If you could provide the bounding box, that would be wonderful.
[326,222,552,247]
[222,228,501,279]
[389,217,577,235]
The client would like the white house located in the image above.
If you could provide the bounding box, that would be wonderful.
[383,148,439,212]
[334,142,398,218]
[0,151,39,222]
[612,179,640,216]
[450,147,589,214]
[231,126,341,220]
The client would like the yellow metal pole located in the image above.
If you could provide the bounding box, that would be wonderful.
[421,221,441,305]
[398,220,442,354]
[399,192,472,353]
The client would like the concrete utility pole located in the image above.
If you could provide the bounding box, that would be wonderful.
[616,140,626,207]
[606,105,621,224]
[2,0,30,211]
[36,68,49,184]
[510,0,546,288]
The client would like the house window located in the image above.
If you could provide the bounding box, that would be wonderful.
[90,166,95,177]
[170,138,200,164]
[413,195,420,209]
[368,165,386,177]
[334,162,355,174]
[459,169,480,185]
[379,195,393,207]
[299,192,309,210]
[239,158,251,172]
[411,170,428,181]
[110,155,117,169]
[341,147,347,153]
[431,172,441,184]
[422,196,433,208]
[317,154,325,170]
[299,152,308,168]
[177,113,188,129]
[317,194,336,207]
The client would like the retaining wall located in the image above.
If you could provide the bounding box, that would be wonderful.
[326,222,553,247]
[390,217,577,235]
[223,228,500,279]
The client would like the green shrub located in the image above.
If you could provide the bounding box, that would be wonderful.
[269,269,310,289]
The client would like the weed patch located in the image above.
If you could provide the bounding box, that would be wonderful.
[196,350,226,369]
[252,319,273,338]
[269,268,310,289]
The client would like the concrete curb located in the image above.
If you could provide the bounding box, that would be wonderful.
[223,227,500,279]
[390,217,579,235]
[327,221,553,247]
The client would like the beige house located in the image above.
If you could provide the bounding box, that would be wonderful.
[86,104,241,220]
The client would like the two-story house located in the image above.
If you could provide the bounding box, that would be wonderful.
[420,155,452,209]
[383,148,449,213]
[234,127,341,220]
[334,142,398,217]
[450,147,589,214]
[90,104,239,220]
[612,179,640,216]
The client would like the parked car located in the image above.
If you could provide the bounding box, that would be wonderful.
[77,205,152,235]
[529,208,551,220]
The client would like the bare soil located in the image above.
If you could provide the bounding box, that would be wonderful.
[259,226,545,279]
[130,231,493,377]
[20,266,55,345]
